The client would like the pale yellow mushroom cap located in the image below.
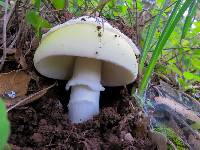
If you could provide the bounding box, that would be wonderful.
[34,16,139,86]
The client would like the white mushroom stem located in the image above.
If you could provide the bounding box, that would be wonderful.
[66,57,104,123]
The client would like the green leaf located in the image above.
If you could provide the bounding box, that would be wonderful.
[181,0,197,39]
[191,58,200,70]
[168,64,182,76]
[117,5,127,15]
[178,77,190,89]
[137,0,143,11]
[31,0,41,11]
[26,10,52,38]
[51,0,66,10]
[190,21,200,35]
[193,50,200,57]
[0,99,10,150]
[181,39,190,46]
[157,0,165,8]
[183,72,200,81]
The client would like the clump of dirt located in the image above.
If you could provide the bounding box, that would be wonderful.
[8,87,153,149]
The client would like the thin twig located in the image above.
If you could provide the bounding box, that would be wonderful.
[0,0,18,70]
[6,1,18,26]
[24,35,36,57]
[161,47,200,63]
[0,0,9,71]
[8,24,22,49]
[163,47,200,51]
[163,50,190,62]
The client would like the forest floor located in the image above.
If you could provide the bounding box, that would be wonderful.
[1,1,200,149]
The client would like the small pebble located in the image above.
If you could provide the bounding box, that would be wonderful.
[4,91,16,99]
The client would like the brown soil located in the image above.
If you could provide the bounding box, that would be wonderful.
[8,85,153,149]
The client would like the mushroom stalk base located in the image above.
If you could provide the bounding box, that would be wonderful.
[66,57,104,123]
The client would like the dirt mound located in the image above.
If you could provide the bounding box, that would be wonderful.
[9,87,153,149]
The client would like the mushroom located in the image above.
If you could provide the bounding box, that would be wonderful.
[34,16,139,123]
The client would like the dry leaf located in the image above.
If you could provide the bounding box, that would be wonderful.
[0,70,31,97]
[155,97,200,123]
[7,83,56,111]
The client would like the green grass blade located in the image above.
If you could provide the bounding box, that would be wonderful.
[51,0,66,10]
[138,0,182,95]
[160,0,182,34]
[139,0,192,96]
[139,10,163,72]
[0,1,10,8]
[181,0,197,39]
